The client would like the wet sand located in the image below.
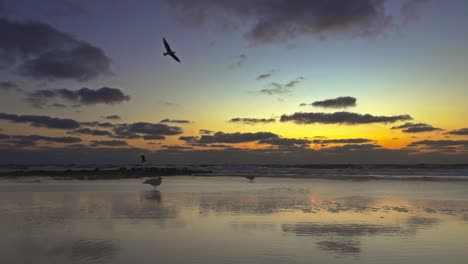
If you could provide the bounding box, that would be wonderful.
[0,177,467,263]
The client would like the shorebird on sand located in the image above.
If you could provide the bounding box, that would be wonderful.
[143,176,163,187]
[244,176,255,181]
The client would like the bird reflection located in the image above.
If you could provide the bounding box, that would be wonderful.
[141,190,162,203]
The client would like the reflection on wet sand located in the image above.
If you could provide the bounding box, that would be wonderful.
[0,177,468,263]
[51,239,120,263]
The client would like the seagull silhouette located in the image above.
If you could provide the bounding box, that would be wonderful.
[163,37,181,63]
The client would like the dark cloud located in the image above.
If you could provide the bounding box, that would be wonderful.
[50,103,67,108]
[90,140,128,147]
[313,138,373,144]
[68,128,113,137]
[18,44,112,81]
[258,137,311,149]
[160,145,194,151]
[0,18,111,80]
[199,129,213,135]
[299,103,307,107]
[113,122,183,140]
[280,111,412,125]
[160,119,191,124]
[9,134,81,143]
[391,122,442,133]
[165,0,399,44]
[0,112,80,129]
[311,96,357,108]
[199,131,278,144]
[0,81,20,91]
[179,136,198,142]
[323,143,382,152]
[142,135,166,140]
[26,87,130,108]
[407,140,468,148]
[179,131,279,145]
[260,77,303,95]
[229,118,275,125]
[256,70,274,80]
[102,115,121,120]
[80,121,116,128]
[445,128,468,136]
[0,134,82,147]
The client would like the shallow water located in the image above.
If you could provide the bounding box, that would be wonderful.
[1,177,467,264]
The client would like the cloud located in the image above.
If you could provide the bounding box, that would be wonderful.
[113,122,183,139]
[0,18,111,81]
[68,128,113,137]
[229,118,275,125]
[445,128,468,136]
[313,138,373,144]
[90,140,128,147]
[26,87,130,108]
[0,81,21,92]
[0,112,80,129]
[179,131,278,145]
[407,140,468,148]
[142,135,166,140]
[228,53,247,69]
[299,103,307,107]
[199,129,213,135]
[323,143,382,152]
[51,103,67,108]
[160,119,192,124]
[258,137,311,149]
[199,131,277,144]
[80,121,116,128]
[160,145,194,151]
[391,122,442,133]
[0,134,82,147]
[164,0,403,44]
[18,44,112,81]
[256,70,274,80]
[102,115,121,120]
[260,76,303,95]
[311,96,357,108]
[280,111,412,125]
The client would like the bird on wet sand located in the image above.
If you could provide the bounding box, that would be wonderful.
[141,154,146,163]
[245,176,255,181]
[163,37,181,63]
[143,176,163,187]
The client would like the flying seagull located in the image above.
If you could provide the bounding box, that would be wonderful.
[163,37,181,63]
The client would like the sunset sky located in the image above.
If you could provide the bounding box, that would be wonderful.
[0,0,467,164]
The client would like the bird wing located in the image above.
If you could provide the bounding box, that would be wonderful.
[170,53,181,63]
[163,38,172,52]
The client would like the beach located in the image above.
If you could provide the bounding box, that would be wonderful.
[1,176,467,264]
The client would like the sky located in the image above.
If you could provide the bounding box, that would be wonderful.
[0,0,467,164]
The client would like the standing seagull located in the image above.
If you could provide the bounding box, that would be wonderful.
[143,176,163,188]
[163,37,181,63]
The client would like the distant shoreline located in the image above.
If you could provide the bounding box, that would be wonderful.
[1,166,468,182]
[0,167,212,180]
